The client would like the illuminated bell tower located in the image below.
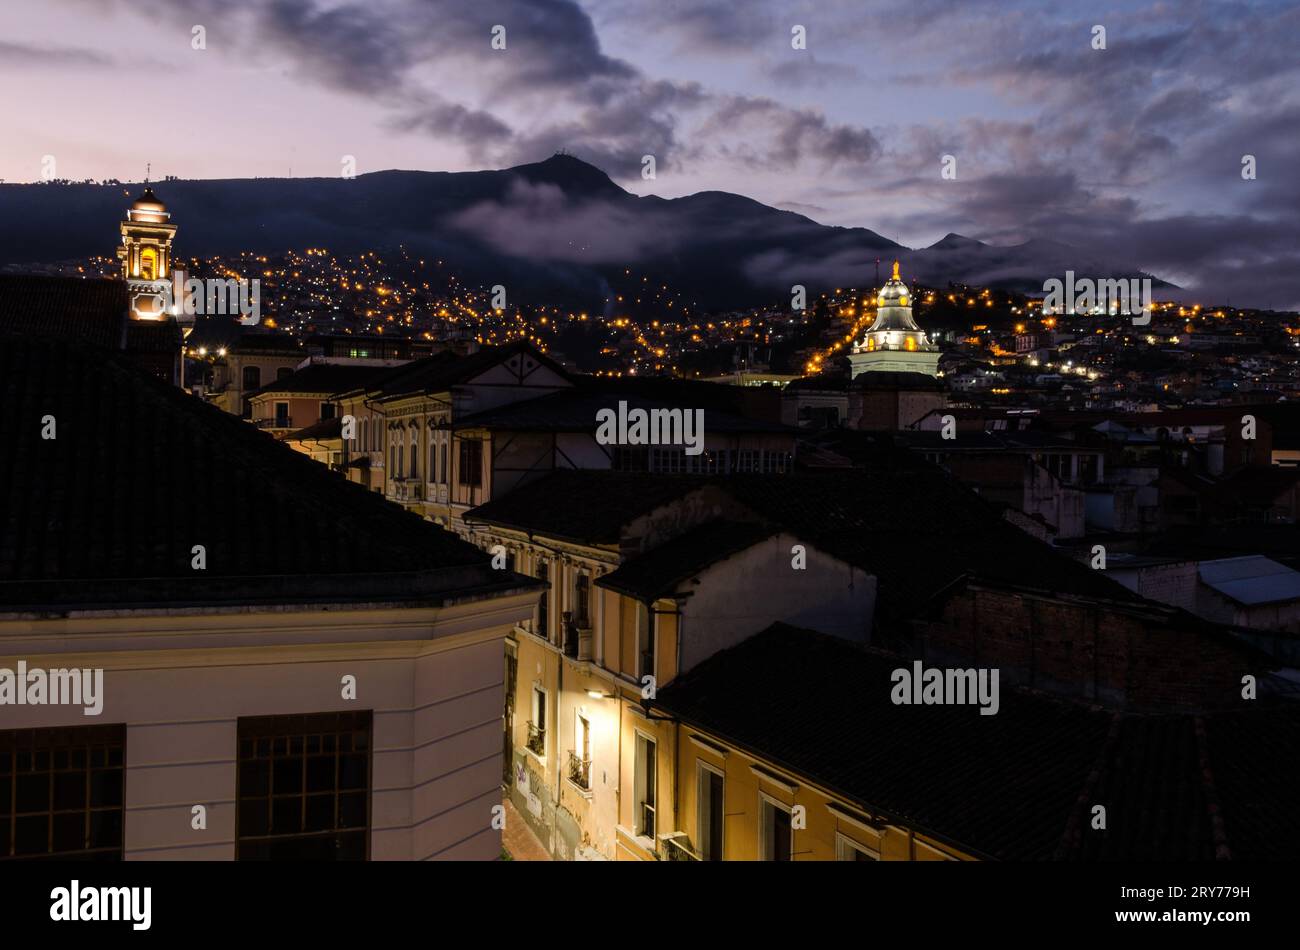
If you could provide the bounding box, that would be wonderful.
[117,187,177,320]
[849,260,940,379]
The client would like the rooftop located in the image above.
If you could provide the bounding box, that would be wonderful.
[595,521,775,601]
[1199,555,1300,606]
[652,623,1300,860]
[0,333,534,613]
[463,471,712,544]
[247,361,395,398]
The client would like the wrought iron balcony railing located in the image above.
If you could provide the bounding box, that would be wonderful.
[639,801,656,840]
[660,833,700,862]
[567,751,591,790]
[526,721,545,757]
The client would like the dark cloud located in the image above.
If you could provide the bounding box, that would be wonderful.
[61,0,1300,307]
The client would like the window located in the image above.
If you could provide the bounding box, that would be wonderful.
[0,724,125,861]
[140,246,157,280]
[634,733,656,839]
[612,446,648,472]
[836,834,878,861]
[760,795,792,861]
[320,403,336,421]
[569,714,591,791]
[574,574,590,628]
[429,440,437,482]
[697,763,724,861]
[236,711,371,861]
[439,442,447,483]
[650,448,685,474]
[458,440,482,486]
[243,365,262,392]
[535,560,549,639]
[527,687,547,758]
[408,436,419,480]
[274,402,290,428]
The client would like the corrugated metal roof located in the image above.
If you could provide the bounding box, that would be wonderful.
[1199,555,1300,606]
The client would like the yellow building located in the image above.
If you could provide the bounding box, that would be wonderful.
[465,472,884,861]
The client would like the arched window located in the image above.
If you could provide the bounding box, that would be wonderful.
[409,433,419,480]
[430,439,437,482]
[140,247,157,280]
[439,441,447,483]
[360,418,368,453]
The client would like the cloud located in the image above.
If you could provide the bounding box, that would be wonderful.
[0,40,113,68]
[448,178,683,262]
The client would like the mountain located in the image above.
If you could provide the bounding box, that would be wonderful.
[0,156,1171,310]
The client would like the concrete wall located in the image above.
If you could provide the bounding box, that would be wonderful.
[678,533,875,675]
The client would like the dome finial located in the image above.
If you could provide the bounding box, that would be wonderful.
[892,260,900,280]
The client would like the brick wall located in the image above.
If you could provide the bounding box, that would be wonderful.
[914,586,1254,712]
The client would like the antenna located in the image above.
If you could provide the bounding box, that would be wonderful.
[145,162,151,183]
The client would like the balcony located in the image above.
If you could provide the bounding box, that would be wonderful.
[639,801,656,840]
[392,479,423,502]
[659,832,700,862]
[640,650,656,679]
[526,721,545,757]
[562,612,593,661]
[566,751,591,791]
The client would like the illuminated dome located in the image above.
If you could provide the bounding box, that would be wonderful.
[867,260,921,332]
[128,188,169,222]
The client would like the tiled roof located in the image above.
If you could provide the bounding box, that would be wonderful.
[284,416,344,442]
[719,472,1143,621]
[595,521,775,600]
[455,388,792,434]
[247,361,393,398]
[652,623,1299,860]
[355,341,571,401]
[463,471,711,544]
[0,333,533,612]
[0,274,128,349]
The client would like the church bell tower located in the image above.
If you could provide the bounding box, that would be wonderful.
[117,186,177,320]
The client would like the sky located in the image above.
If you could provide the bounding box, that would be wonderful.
[1,0,1297,307]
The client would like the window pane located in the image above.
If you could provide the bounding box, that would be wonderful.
[0,725,125,861]
[236,712,372,862]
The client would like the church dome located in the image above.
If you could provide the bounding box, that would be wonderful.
[866,260,922,334]
[133,188,164,210]
[876,260,910,308]
[128,188,168,221]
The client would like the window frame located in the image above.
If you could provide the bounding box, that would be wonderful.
[633,730,657,842]
[758,791,793,862]
[696,760,725,861]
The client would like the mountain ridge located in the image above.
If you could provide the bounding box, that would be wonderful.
[0,155,1173,309]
